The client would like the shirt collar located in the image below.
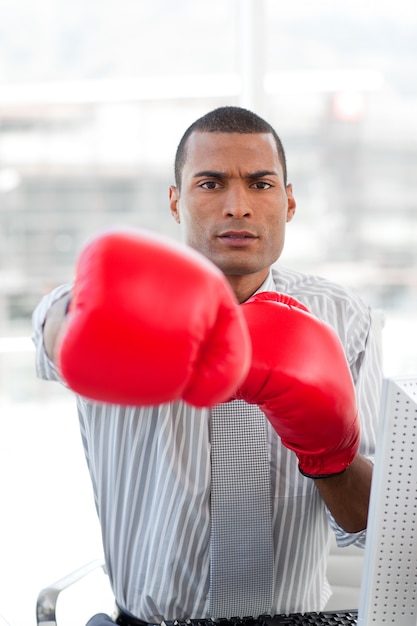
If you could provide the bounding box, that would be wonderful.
[253,269,275,295]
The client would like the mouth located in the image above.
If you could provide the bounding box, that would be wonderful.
[218,230,257,239]
[217,230,258,247]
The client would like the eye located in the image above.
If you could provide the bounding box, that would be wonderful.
[250,181,273,190]
[200,181,221,190]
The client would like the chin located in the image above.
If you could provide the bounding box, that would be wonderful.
[220,263,261,277]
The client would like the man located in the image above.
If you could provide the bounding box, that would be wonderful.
[32,106,382,622]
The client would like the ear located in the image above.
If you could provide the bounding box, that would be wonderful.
[169,185,181,224]
[285,183,296,223]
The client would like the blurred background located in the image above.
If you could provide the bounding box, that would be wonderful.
[0,1,416,625]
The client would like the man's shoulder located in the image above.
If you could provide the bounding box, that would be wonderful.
[272,264,355,292]
[270,265,370,319]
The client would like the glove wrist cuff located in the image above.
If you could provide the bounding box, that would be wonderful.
[298,464,347,480]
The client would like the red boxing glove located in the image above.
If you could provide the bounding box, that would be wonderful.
[233,292,360,478]
[55,228,251,407]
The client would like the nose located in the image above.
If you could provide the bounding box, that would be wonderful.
[222,185,253,218]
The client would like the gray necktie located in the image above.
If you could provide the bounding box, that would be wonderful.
[209,399,274,618]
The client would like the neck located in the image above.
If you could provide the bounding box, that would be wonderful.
[226,270,270,304]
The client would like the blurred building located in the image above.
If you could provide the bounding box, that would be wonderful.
[0,79,416,335]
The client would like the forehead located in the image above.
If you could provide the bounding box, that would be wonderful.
[183,131,282,176]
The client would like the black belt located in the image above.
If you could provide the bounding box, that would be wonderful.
[114,607,159,626]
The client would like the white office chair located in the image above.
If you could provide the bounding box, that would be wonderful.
[37,559,109,626]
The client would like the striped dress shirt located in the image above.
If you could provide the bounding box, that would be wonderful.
[32,265,382,622]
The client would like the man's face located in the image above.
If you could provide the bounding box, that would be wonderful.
[169,131,296,290]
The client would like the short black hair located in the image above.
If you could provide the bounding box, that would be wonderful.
[174,106,287,190]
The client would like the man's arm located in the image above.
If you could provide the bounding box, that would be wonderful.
[43,293,71,363]
[318,308,383,535]
[314,453,373,533]
[232,292,377,534]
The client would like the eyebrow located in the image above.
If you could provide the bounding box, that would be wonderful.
[193,169,279,179]
[193,170,225,179]
[246,170,278,179]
